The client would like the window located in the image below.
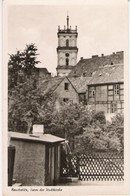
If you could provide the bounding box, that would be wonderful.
[110,103,117,113]
[64,83,69,90]
[89,89,95,98]
[66,58,69,66]
[91,90,95,97]
[63,98,69,102]
[92,90,95,97]
[66,39,69,47]
[114,84,119,95]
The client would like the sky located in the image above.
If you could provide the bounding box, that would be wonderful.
[8,0,128,75]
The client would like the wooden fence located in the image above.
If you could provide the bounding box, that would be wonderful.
[61,152,124,181]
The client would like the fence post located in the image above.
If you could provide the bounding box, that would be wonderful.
[76,155,80,180]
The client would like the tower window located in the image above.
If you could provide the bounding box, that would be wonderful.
[66,39,69,47]
[64,83,69,90]
[66,58,69,66]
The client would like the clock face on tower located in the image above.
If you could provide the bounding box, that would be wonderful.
[65,53,69,57]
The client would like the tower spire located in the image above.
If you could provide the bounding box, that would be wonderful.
[67,12,69,29]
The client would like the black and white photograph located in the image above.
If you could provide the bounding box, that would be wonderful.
[3,0,129,195]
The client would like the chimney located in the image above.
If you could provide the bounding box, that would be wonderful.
[32,124,44,135]
[80,57,83,60]
[92,55,98,58]
[116,51,123,54]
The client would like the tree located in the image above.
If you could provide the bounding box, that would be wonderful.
[73,112,124,153]
[8,74,57,133]
[45,102,94,140]
[8,44,40,88]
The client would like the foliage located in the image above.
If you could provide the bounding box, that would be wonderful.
[8,75,57,133]
[45,102,93,139]
[73,113,124,154]
[91,111,106,125]
[8,44,40,88]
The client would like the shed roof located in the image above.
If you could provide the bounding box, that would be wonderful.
[9,132,65,144]
[88,64,124,85]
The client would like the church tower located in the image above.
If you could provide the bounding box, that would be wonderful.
[56,15,78,77]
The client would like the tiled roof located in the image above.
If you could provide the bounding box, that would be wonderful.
[39,77,63,95]
[40,76,91,95]
[68,76,91,93]
[69,52,124,77]
[9,132,65,143]
[88,64,124,85]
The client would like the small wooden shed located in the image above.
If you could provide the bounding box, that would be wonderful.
[8,131,65,186]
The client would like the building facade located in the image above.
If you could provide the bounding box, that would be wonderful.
[56,16,78,77]
[87,64,124,118]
